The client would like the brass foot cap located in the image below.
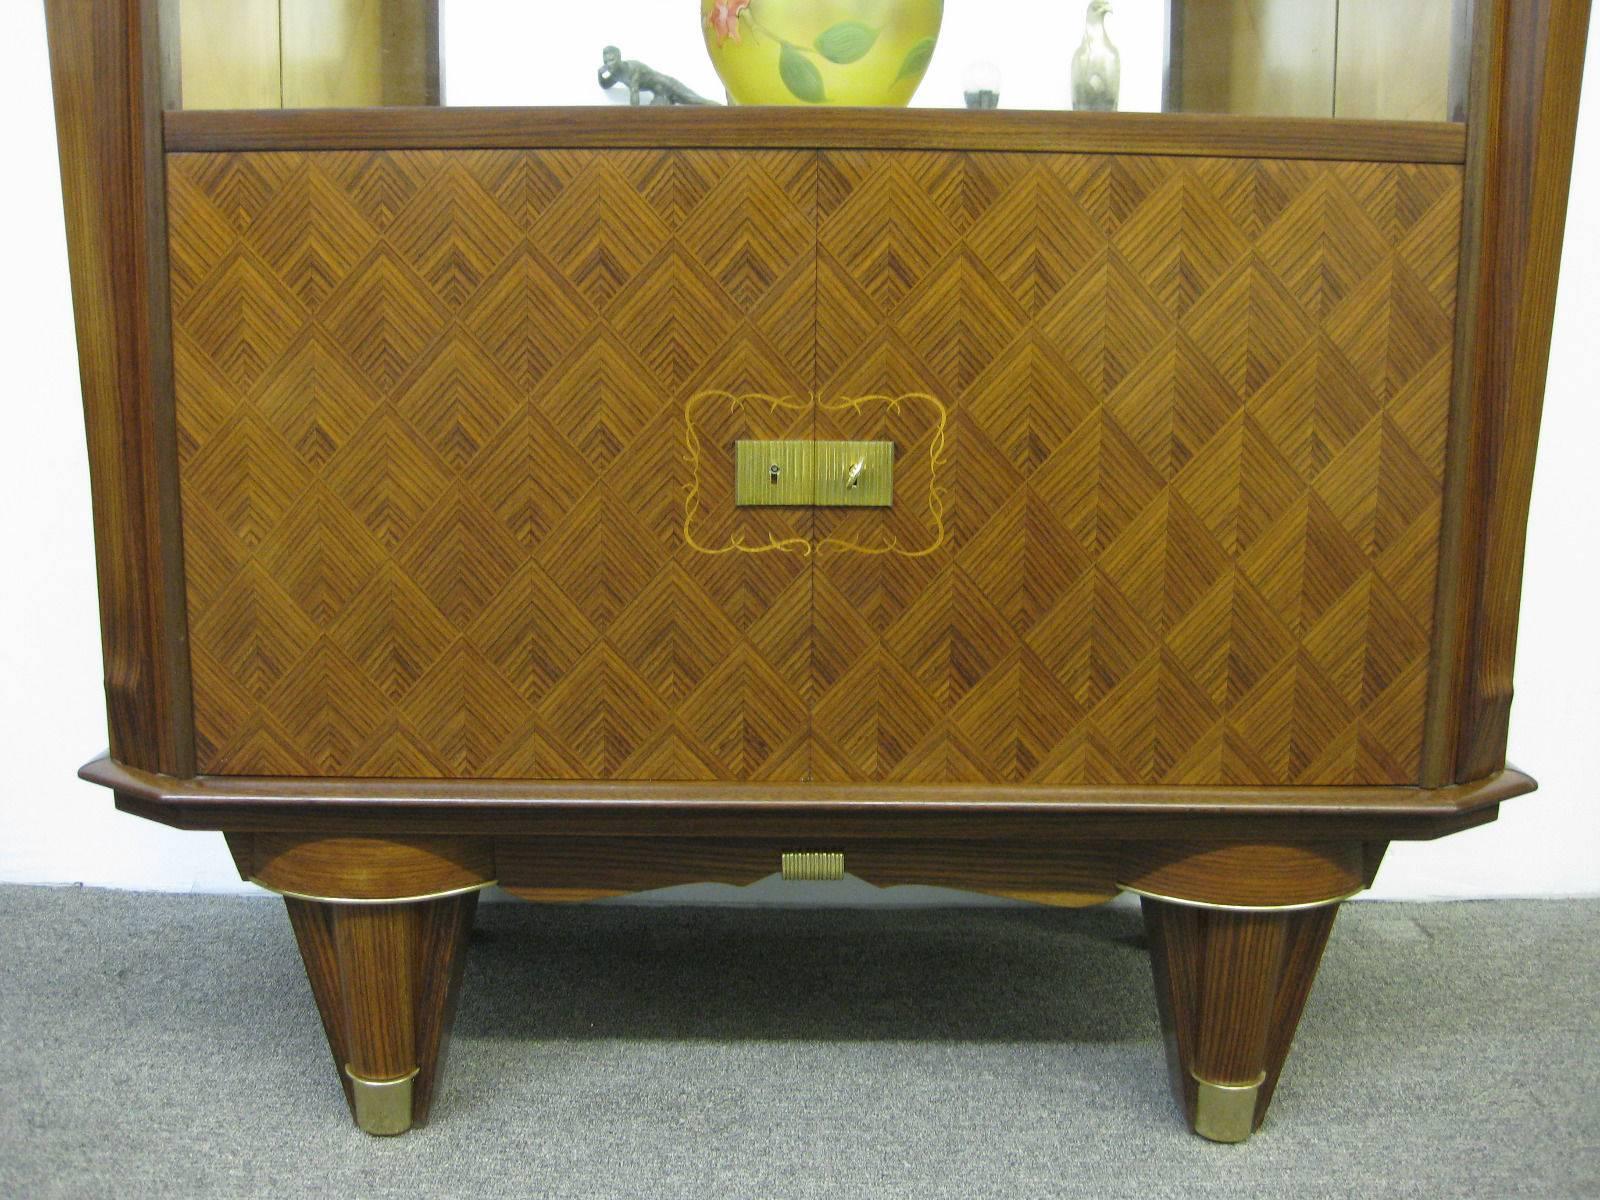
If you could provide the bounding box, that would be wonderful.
[345,1065,419,1136]
[1192,1071,1266,1144]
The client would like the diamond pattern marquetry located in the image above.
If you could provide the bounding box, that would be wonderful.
[171,148,1460,788]
[813,152,1459,786]
[171,150,815,780]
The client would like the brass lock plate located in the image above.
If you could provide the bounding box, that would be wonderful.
[735,440,894,507]
[814,440,895,508]
[735,440,814,506]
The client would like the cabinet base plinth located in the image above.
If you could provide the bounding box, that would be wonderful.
[209,828,1413,1137]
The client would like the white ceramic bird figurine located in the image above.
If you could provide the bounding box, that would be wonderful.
[1072,0,1121,112]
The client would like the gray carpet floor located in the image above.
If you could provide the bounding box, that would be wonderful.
[0,886,1595,1199]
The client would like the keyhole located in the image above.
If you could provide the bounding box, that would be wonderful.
[847,460,864,489]
[770,464,781,485]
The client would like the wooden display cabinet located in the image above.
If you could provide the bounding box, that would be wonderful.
[45,0,1589,1142]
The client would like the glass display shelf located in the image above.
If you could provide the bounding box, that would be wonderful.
[162,0,1469,123]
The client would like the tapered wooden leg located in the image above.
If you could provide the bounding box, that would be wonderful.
[284,892,478,1135]
[231,833,494,1134]
[1143,897,1339,1143]
[410,892,479,1124]
[284,898,357,1114]
[1257,902,1339,1122]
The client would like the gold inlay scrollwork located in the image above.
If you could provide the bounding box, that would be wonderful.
[683,391,948,558]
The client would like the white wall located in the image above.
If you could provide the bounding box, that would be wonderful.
[441,2,1166,112]
[442,2,1168,113]
[0,5,1594,899]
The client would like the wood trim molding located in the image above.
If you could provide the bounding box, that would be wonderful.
[1119,842,1367,908]
[162,106,1469,163]
[1424,0,1594,785]
[496,837,1122,907]
[46,0,194,776]
[81,756,1535,842]
[229,833,495,901]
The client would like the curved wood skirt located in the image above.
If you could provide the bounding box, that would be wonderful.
[81,757,1535,1140]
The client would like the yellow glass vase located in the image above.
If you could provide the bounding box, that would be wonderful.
[702,0,944,106]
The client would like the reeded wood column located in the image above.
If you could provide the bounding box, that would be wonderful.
[230,835,493,1135]
[1123,842,1367,1142]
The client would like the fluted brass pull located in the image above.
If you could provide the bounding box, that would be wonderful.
[781,852,845,881]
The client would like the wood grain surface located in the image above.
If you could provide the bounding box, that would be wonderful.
[1143,895,1340,1135]
[1191,911,1282,1084]
[496,837,1121,906]
[1425,0,1594,784]
[46,0,194,775]
[87,758,1533,848]
[168,146,1460,787]
[284,896,358,1111]
[812,151,1460,785]
[406,889,476,1124]
[1254,901,1339,1121]
[334,903,416,1080]
[287,890,477,1126]
[1120,840,1366,906]
[236,832,494,899]
[168,149,816,781]
[163,106,1469,163]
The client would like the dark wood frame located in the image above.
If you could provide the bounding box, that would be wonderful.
[47,0,1591,1144]
[87,757,1530,843]
[1424,0,1594,785]
[46,0,193,777]
[394,0,444,108]
[162,105,1468,161]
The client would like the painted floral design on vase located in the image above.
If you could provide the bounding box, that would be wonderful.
[703,0,944,106]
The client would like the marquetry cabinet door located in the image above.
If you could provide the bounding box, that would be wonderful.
[170,144,1461,790]
[810,150,1461,787]
[169,148,819,781]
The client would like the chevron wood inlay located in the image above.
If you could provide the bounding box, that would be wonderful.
[171,147,1459,787]
[813,151,1460,786]
[171,150,815,780]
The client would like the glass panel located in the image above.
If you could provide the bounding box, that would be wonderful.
[163,0,1467,121]
[1172,0,1471,122]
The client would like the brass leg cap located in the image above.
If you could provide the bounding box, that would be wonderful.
[345,1065,418,1136]
[1192,1071,1266,1144]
